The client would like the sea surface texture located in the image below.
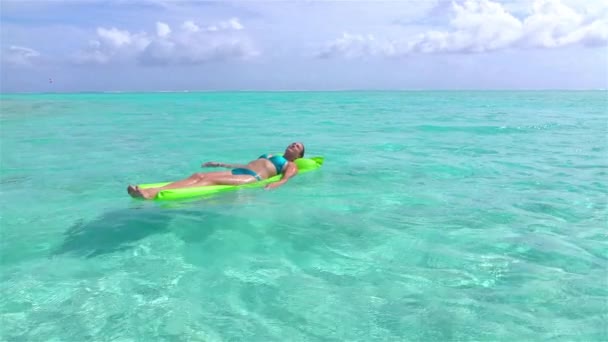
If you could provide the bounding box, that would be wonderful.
[1,91,606,341]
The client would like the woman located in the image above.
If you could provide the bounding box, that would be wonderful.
[127,142,305,199]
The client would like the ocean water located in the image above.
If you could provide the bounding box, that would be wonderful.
[0,91,606,341]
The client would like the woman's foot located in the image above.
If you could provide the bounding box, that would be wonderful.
[127,185,157,199]
[138,187,158,200]
[127,185,142,198]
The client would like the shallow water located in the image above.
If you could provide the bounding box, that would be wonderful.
[1,91,607,341]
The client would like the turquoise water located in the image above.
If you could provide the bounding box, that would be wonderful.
[1,91,606,341]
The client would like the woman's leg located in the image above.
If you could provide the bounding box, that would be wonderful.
[128,170,230,199]
[197,173,261,186]
[128,171,259,199]
[157,171,234,190]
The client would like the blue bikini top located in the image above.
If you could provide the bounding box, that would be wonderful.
[259,153,287,174]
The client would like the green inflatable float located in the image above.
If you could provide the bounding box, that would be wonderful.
[136,156,324,201]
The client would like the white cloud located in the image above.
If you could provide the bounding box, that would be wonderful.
[561,20,608,47]
[224,18,244,31]
[520,0,584,48]
[318,0,608,58]
[97,27,134,48]
[74,28,150,64]
[73,18,258,66]
[3,45,41,66]
[317,33,396,59]
[205,18,244,32]
[140,19,256,65]
[182,21,200,33]
[156,22,171,38]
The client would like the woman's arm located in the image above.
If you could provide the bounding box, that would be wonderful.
[201,161,247,169]
[265,162,298,189]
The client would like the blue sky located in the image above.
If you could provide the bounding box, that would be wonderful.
[1,0,607,92]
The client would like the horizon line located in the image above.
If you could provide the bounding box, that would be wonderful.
[1,88,606,95]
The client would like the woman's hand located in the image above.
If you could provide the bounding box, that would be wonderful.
[202,161,223,168]
[264,181,284,190]
[265,163,297,190]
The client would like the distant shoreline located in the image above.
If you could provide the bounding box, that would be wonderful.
[1,89,606,95]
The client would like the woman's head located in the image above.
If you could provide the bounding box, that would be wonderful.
[284,142,305,160]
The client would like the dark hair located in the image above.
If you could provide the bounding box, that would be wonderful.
[300,145,305,158]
